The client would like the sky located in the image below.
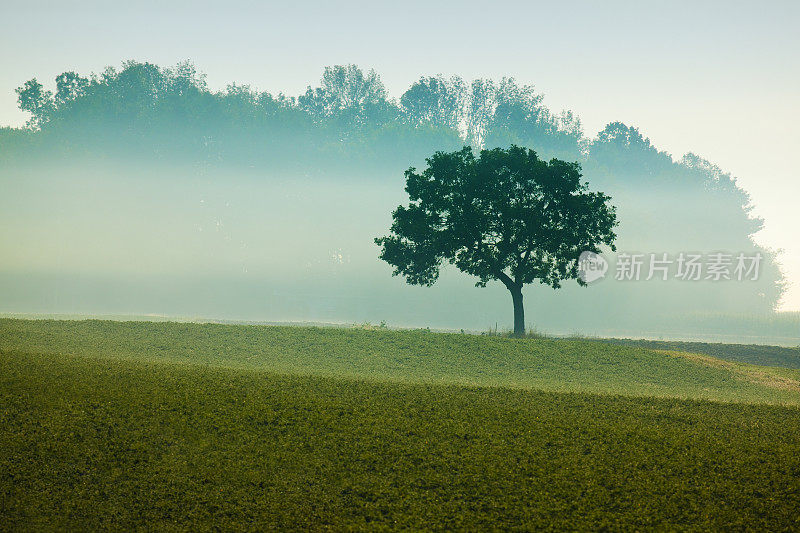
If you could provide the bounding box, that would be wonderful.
[1,0,798,311]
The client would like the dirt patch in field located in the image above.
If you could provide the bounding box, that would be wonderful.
[659,350,800,392]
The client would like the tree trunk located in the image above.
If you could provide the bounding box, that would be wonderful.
[510,285,524,337]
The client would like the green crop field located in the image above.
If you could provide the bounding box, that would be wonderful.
[2,319,800,530]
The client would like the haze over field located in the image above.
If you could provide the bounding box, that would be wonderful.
[2,0,798,312]
[1,1,798,346]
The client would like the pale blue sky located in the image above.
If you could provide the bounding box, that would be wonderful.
[1,0,798,310]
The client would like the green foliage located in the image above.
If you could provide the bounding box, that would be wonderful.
[376,146,617,290]
[400,75,465,130]
[15,79,54,128]
[299,64,393,127]
[2,319,800,529]
[6,62,589,169]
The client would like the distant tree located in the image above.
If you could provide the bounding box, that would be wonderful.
[484,78,585,159]
[492,77,544,128]
[54,72,89,107]
[299,65,392,124]
[466,79,496,147]
[166,60,208,96]
[375,145,617,336]
[589,122,673,175]
[15,79,54,128]
[400,75,466,130]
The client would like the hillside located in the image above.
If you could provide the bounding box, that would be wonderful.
[2,319,800,529]
[2,319,799,405]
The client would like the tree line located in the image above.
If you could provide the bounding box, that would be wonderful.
[1,61,784,311]
[6,61,583,167]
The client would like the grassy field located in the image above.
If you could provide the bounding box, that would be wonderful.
[2,319,800,529]
[3,319,800,405]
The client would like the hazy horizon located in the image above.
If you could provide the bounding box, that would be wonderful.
[1,0,798,311]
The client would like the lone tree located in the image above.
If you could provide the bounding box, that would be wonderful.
[375,145,617,336]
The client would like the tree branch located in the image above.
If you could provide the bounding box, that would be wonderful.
[495,270,518,291]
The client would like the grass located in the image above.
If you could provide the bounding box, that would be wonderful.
[2,318,800,529]
[2,319,800,405]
